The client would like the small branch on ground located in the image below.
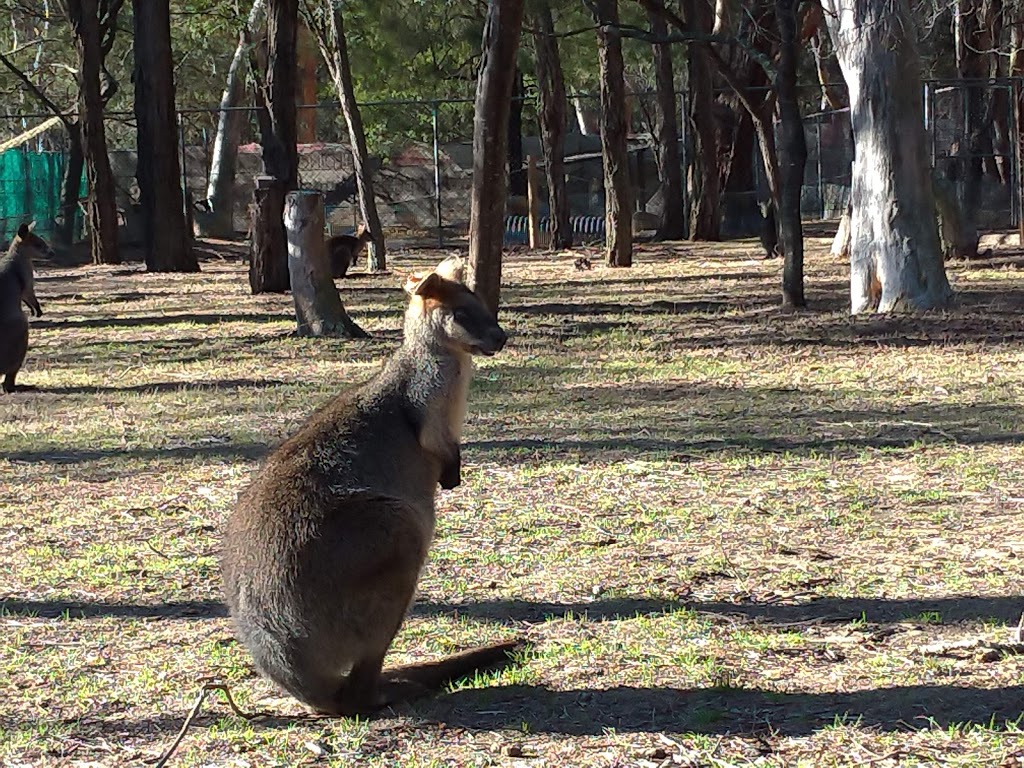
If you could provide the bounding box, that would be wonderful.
[153,682,275,768]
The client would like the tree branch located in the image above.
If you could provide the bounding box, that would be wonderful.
[0,49,73,128]
[632,0,777,79]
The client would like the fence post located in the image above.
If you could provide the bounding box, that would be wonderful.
[431,101,443,248]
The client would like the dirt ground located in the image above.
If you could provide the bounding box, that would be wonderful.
[1,232,1023,767]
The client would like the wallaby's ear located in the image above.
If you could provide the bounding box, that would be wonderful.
[434,256,465,284]
[17,223,30,239]
[27,220,37,232]
[405,271,445,298]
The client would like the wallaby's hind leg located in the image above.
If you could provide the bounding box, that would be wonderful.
[3,371,16,393]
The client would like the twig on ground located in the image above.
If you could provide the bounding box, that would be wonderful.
[153,682,275,768]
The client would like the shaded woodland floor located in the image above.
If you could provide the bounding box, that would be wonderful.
[2,233,1023,767]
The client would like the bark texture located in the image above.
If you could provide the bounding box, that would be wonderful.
[467,0,526,316]
[775,0,807,307]
[62,0,119,265]
[823,0,952,313]
[682,0,720,240]
[132,0,198,273]
[56,122,84,248]
[648,9,684,240]
[285,191,366,337]
[532,1,572,249]
[594,0,632,267]
[250,0,298,294]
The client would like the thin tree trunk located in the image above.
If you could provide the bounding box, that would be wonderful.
[56,121,84,248]
[532,1,572,249]
[648,9,684,240]
[776,0,807,307]
[594,0,632,267]
[285,190,366,337]
[307,2,387,270]
[682,0,720,240]
[132,0,198,272]
[250,0,298,294]
[201,0,265,239]
[508,68,527,198]
[467,0,526,316]
[823,0,952,313]
[63,0,119,264]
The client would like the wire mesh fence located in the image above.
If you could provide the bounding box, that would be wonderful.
[0,78,1019,248]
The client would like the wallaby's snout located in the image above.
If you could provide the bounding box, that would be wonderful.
[476,322,507,356]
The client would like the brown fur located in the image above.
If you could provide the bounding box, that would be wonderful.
[221,256,515,716]
[327,225,374,278]
[0,223,47,392]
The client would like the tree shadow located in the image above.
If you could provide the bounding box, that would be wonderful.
[421,682,1024,736]
[0,599,227,620]
[462,384,1024,462]
[0,441,268,466]
[414,594,1024,626]
[38,378,291,396]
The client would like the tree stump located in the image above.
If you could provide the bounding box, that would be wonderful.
[284,190,366,338]
[250,175,290,294]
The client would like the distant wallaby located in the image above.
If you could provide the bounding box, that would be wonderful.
[221,256,514,716]
[326,225,373,278]
[0,222,47,393]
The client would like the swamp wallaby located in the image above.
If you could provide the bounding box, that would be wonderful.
[326,225,373,278]
[0,223,47,393]
[221,256,514,716]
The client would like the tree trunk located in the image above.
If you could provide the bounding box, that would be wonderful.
[532,1,572,249]
[132,0,198,273]
[310,2,387,271]
[594,0,632,267]
[467,0,526,316]
[251,0,298,294]
[682,0,720,240]
[776,0,807,307]
[56,121,84,248]
[647,9,684,240]
[63,0,119,265]
[285,190,366,337]
[508,68,527,198]
[200,0,266,239]
[823,0,952,313]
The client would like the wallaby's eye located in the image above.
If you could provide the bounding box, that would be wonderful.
[453,308,470,326]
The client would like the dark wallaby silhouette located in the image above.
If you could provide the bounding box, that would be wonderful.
[222,256,516,716]
[1,222,48,393]
[327,225,373,278]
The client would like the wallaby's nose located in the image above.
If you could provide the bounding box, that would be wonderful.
[491,326,508,352]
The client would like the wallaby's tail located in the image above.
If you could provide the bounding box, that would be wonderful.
[382,640,523,692]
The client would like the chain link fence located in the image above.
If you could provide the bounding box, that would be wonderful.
[0,79,1019,247]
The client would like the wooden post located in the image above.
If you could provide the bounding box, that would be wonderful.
[284,189,366,338]
[526,154,546,249]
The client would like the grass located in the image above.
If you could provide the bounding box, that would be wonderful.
[2,233,1024,767]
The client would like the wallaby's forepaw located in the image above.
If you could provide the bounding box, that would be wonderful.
[33,305,42,317]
